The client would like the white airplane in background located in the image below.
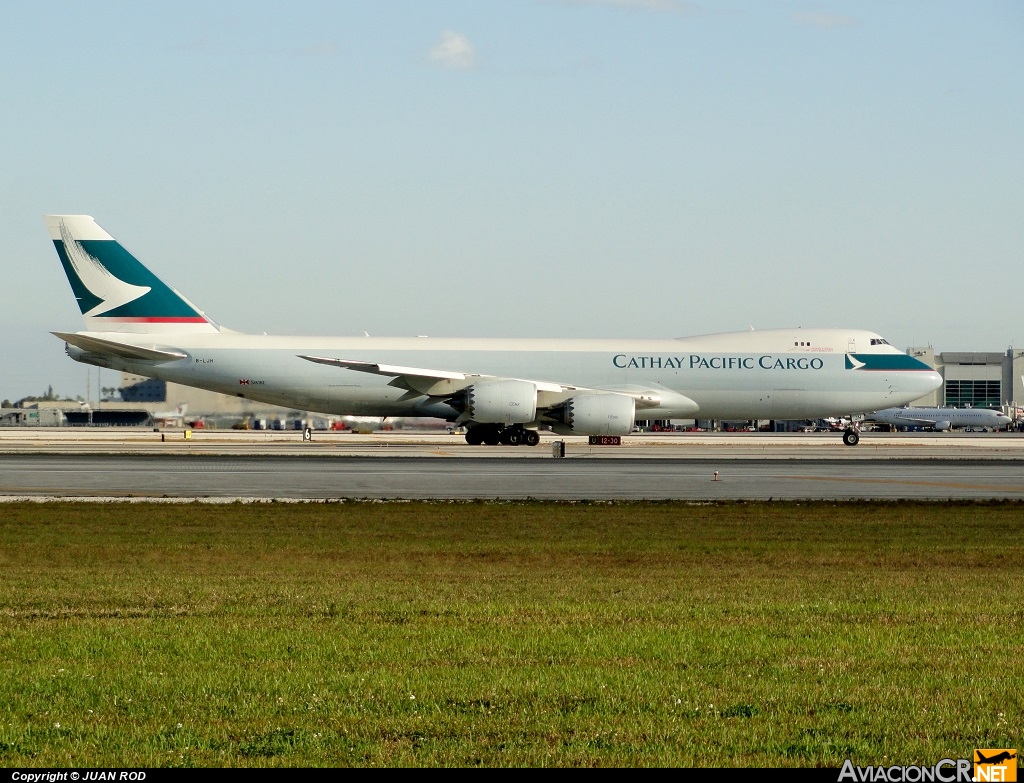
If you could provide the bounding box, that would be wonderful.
[815,416,851,432]
[867,406,1012,432]
[44,215,942,447]
[150,403,188,426]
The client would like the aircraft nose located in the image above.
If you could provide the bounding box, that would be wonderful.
[914,370,943,395]
[890,370,941,407]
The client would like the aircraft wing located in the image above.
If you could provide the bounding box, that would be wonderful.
[297,355,690,412]
[53,332,188,362]
[299,354,573,397]
[893,416,938,426]
[299,355,472,382]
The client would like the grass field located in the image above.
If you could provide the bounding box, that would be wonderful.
[0,500,1021,767]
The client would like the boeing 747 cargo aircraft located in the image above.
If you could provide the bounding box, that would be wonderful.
[45,215,941,446]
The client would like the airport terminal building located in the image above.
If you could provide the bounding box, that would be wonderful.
[905,347,1024,411]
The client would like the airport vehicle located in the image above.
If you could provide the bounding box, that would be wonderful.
[866,405,1012,432]
[45,215,942,446]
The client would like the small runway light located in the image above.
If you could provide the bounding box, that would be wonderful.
[713,471,719,481]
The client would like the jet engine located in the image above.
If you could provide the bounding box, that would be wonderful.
[462,380,537,425]
[552,393,635,436]
[933,420,951,431]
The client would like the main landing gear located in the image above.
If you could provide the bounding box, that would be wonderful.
[842,426,861,447]
[464,424,541,447]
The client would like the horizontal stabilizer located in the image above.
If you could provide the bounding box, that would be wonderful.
[53,332,188,362]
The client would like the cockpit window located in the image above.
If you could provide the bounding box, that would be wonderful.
[870,338,890,346]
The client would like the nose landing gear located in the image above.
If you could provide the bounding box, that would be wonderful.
[842,426,861,446]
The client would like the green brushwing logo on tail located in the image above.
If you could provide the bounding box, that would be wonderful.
[53,220,206,323]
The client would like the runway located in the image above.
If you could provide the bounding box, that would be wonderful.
[4,427,1024,458]
[2,430,1024,500]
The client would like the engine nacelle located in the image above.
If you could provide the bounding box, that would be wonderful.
[934,420,951,431]
[559,393,635,436]
[464,380,537,425]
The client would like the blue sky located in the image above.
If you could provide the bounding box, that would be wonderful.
[2,1,1022,401]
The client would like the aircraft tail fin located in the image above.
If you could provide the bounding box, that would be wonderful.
[45,215,220,334]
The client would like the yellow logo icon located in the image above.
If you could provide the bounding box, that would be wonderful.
[975,749,1017,782]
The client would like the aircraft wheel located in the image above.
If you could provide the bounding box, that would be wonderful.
[843,429,860,447]
[524,430,540,447]
[482,427,502,446]
[465,427,484,446]
[506,428,524,446]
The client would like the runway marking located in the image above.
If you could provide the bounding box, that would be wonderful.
[779,475,1024,493]
[0,488,153,497]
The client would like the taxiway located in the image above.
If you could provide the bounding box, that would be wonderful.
[1,429,1022,500]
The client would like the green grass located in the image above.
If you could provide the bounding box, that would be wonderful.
[0,500,1021,766]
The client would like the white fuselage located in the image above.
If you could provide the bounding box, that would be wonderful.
[66,327,942,423]
[869,406,1011,431]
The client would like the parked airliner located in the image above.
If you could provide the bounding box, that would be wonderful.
[45,215,942,446]
[867,406,1012,431]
